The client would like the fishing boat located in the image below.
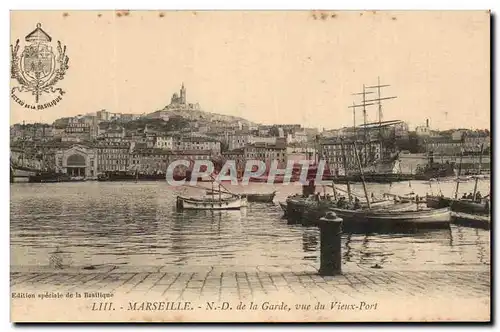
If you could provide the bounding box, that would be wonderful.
[330,206,451,229]
[450,198,490,215]
[333,137,450,230]
[177,173,248,211]
[426,195,490,214]
[283,192,394,221]
[426,194,451,209]
[176,195,247,210]
[426,144,490,216]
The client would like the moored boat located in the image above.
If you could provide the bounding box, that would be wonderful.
[176,195,247,210]
[284,194,394,221]
[206,190,277,203]
[450,199,490,215]
[426,195,452,209]
[245,191,277,203]
[426,195,490,215]
[330,206,451,229]
[451,211,490,230]
[29,171,72,183]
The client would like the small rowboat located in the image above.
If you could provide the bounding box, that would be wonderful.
[176,195,247,210]
[329,207,451,229]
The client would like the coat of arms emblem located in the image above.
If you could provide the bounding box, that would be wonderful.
[10,23,69,107]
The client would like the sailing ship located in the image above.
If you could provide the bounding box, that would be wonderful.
[319,79,453,230]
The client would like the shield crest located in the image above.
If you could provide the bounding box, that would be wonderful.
[20,43,55,82]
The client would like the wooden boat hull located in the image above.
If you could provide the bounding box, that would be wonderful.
[284,196,395,222]
[246,192,276,203]
[427,195,489,215]
[426,195,452,209]
[329,207,451,229]
[450,199,489,215]
[451,212,490,230]
[206,190,276,203]
[176,196,246,210]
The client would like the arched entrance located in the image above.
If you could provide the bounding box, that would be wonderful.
[66,154,86,177]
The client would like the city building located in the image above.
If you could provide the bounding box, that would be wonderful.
[424,137,463,155]
[244,140,287,166]
[63,117,91,141]
[129,147,171,174]
[463,131,490,152]
[451,129,469,141]
[286,146,316,163]
[421,129,490,155]
[101,125,126,142]
[96,142,131,173]
[221,148,245,170]
[96,109,110,122]
[319,139,382,175]
[174,136,221,153]
[286,130,308,144]
[227,132,252,151]
[54,145,98,177]
[154,136,174,150]
[170,150,212,162]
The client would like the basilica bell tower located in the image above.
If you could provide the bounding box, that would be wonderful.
[180,83,186,104]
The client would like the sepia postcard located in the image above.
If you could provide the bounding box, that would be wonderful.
[10,10,491,323]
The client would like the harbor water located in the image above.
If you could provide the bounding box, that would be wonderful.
[10,179,490,270]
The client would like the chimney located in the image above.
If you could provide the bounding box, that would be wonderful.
[426,119,429,128]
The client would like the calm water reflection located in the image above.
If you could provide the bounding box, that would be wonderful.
[10,180,490,269]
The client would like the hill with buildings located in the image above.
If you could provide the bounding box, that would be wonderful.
[144,83,258,130]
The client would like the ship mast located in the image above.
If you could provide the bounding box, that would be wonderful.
[340,139,352,202]
[353,141,371,209]
[349,89,374,167]
[348,78,397,169]
[472,143,484,201]
[454,148,464,199]
[351,102,356,128]
[365,77,397,159]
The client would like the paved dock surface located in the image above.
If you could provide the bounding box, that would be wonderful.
[10,264,490,300]
[10,264,491,322]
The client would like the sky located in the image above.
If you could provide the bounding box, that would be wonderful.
[10,10,490,130]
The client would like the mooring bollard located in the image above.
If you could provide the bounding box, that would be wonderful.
[317,211,343,276]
